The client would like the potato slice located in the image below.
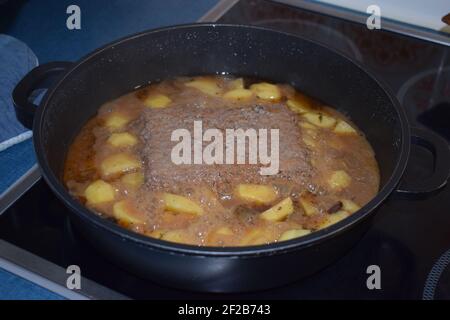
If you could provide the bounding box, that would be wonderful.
[84,180,115,204]
[319,210,350,229]
[144,94,172,108]
[223,88,253,101]
[229,78,244,89]
[341,199,361,213]
[208,226,234,245]
[240,228,270,246]
[287,99,310,114]
[104,113,130,130]
[100,153,142,178]
[161,230,189,244]
[334,120,357,134]
[250,82,281,101]
[163,193,204,216]
[185,78,222,96]
[303,112,336,128]
[107,132,138,148]
[279,228,311,241]
[148,229,166,239]
[328,170,352,190]
[113,200,145,225]
[120,172,144,188]
[303,136,316,147]
[299,121,316,130]
[299,196,319,216]
[235,184,277,205]
[216,226,233,236]
[260,197,294,222]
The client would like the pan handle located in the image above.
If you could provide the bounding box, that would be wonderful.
[394,127,450,196]
[12,61,73,129]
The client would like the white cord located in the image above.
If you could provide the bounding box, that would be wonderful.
[0,131,33,152]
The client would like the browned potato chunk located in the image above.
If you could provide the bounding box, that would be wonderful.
[279,228,311,241]
[319,210,350,229]
[216,226,233,235]
[107,132,138,148]
[208,226,234,245]
[334,120,357,134]
[299,196,319,216]
[84,180,115,204]
[223,88,253,101]
[287,99,310,114]
[299,121,316,130]
[144,94,172,108]
[235,184,277,205]
[147,229,166,239]
[161,230,189,244]
[250,82,281,101]
[104,113,131,130]
[185,78,222,96]
[341,199,361,213]
[100,153,142,178]
[287,92,315,113]
[163,193,204,216]
[240,228,271,246]
[230,78,244,89]
[113,200,145,225]
[328,170,351,190]
[120,172,144,188]
[303,112,336,128]
[260,197,294,222]
[303,136,316,147]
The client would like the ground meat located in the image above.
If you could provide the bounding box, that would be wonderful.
[139,103,313,195]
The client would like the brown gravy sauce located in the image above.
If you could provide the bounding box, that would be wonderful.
[64,76,379,246]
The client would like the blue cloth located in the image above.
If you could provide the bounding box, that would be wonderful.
[0,34,37,144]
[0,0,219,299]
[0,0,219,194]
[0,138,35,193]
[0,268,64,300]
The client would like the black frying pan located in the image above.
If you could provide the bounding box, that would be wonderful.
[12,24,450,292]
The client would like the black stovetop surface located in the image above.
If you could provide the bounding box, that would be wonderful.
[1,0,450,299]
